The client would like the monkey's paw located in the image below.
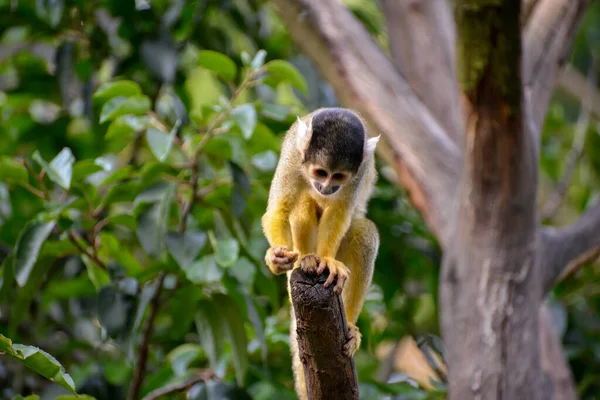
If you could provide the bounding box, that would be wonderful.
[299,253,321,275]
[317,257,350,294]
[265,246,298,275]
[343,323,362,357]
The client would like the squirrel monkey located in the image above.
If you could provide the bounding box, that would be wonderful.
[261,108,380,399]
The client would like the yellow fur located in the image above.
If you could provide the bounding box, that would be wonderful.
[261,108,380,400]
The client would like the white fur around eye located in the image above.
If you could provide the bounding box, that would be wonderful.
[365,134,381,154]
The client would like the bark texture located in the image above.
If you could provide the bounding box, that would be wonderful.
[289,268,359,400]
[274,0,598,398]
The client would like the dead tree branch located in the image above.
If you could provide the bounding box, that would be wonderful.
[289,268,359,400]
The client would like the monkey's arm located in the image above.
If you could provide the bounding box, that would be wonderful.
[261,202,298,274]
[310,204,353,293]
[289,194,317,257]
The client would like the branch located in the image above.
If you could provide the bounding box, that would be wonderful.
[541,200,600,292]
[540,59,596,221]
[140,370,216,400]
[524,0,591,135]
[273,0,461,245]
[380,0,463,143]
[557,65,600,121]
[128,273,166,400]
[289,268,359,400]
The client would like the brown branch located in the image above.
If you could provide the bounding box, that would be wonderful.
[273,0,461,245]
[128,273,166,400]
[524,0,591,135]
[541,199,600,292]
[380,0,463,144]
[289,267,359,400]
[557,65,600,120]
[68,230,107,270]
[140,370,216,400]
[541,59,596,221]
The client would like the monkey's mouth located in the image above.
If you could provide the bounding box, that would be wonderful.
[313,182,340,196]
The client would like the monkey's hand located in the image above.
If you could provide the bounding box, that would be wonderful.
[344,322,362,357]
[317,256,350,294]
[265,246,298,275]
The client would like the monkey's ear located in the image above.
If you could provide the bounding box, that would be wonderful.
[296,116,312,153]
[365,135,381,155]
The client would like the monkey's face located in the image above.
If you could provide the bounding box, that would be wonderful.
[305,163,352,197]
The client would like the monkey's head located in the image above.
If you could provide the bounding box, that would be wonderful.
[296,108,380,197]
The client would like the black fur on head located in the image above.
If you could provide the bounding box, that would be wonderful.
[303,108,365,173]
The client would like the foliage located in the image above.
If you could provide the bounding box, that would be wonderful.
[0,0,598,400]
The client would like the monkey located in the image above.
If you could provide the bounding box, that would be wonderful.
[261,107,380,400]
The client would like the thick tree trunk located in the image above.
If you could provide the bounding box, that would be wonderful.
[289,268,359,400]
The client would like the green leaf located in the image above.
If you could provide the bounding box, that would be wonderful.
[231,104,257,140]
[13,220,56,287]
[0,156,28,185]
[97,284,137,340]
[93,80,143,103]
[264,60,308,95]
[251,151,278,172]
[72,160,103,182]
[195,300,226,368]
[166,230,208,269]
[33,148,76,190]
[12,395,40,400]
[167,343,204,376]
[184,255,223,284]
[0,334,77,394]
[81,255,110,291]
[99,95,151,124]
[105,115,150,140]
[214,238,239,268]
[214,294,248,386]
[228,257,256,287]
[146,121,180,162]
[197,50,237,81]
[135,184,174,257]
[203,137,233,160]
[250,49,267,71]
[229,162,251,217]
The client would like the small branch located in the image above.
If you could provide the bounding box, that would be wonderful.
[68,230,107,270]
[289,268,359,400]
[381,0,463,144]
[140,370,216,400]
[128,273,166,400]
[541,200,600,292]
[540,59,596,221]
[524,0,590,135]
[557,65,600,121]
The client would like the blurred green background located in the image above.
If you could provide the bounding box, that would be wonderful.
[0,1,599,399]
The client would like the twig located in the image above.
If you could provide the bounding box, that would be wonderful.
[127,273,166,400]
[541,58,596,221]
[68,230,107,270]
[140,370,217,400]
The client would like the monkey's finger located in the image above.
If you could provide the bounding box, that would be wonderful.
[272,256,289,265]
[334,275,347,294]
[273,246,287,257]
[317,261,327,275]
[287,251,299,262]
[323,271,337,288]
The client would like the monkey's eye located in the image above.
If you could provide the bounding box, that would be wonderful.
[315,169,328,177]
[332,173,345,180]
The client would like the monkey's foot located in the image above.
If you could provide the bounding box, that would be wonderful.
[299,253,321,275]
[343,323,362,357]
[266,246,298,275]
[317,257,350,294]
